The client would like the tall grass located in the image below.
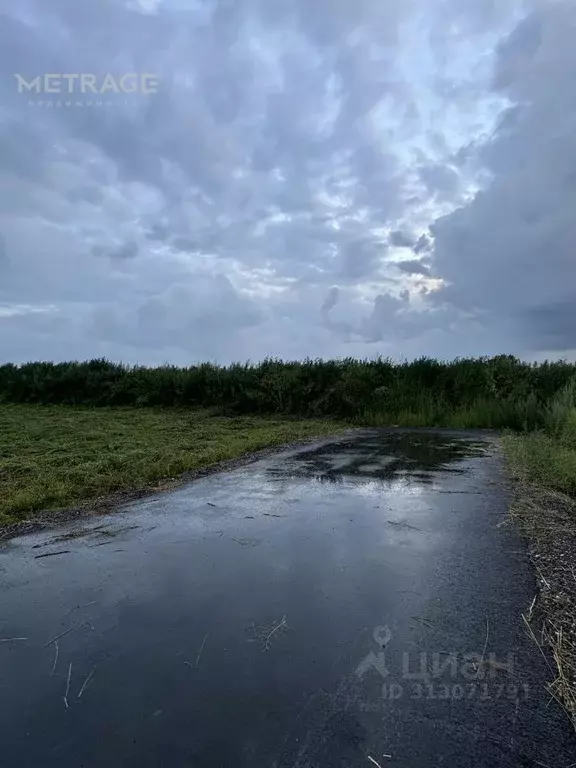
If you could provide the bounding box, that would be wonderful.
[504,377,576,495]
[1,355,575,429]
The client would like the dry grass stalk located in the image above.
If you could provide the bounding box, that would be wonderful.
[63,662,72,709]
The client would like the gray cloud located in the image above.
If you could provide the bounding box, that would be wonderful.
[419,163,461,199]
[67,186,105,205]
[321,287,340,318]
[320,285,355,337]
[0,233,8,266]
[360,293,409,343]
[396,259,430,276]
[389,230,415,248]
[110,241,139,260]
[430,1,576,354]
[413,234,432,255]
[524,299,576,350]
[2,0,570,363]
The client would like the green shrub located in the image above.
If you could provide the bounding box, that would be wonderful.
[1,355,575,430]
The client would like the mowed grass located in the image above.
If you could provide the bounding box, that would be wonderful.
[0,404,345,525]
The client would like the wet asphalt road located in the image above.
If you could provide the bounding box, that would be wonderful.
[1,429,574,767]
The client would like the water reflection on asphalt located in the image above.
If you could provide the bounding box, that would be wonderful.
[0,430,573,767]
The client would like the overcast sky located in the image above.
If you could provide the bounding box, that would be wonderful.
[0,0,574,365]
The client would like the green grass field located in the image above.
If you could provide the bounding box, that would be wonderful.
[0,405,345,525]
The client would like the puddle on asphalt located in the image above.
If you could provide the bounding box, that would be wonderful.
[272,432,487,486]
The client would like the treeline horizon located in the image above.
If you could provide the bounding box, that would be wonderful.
[1,355,575,430]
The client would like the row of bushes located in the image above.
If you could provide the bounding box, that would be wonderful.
[1,356,576,429]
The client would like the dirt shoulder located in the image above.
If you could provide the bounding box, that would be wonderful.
[506,471,576,728]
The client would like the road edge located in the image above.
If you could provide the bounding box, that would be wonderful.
[0,429,361,543]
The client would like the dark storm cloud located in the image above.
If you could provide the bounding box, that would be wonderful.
[524,299,576,350]
[430,1,576,354]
